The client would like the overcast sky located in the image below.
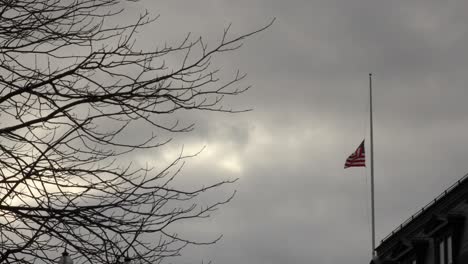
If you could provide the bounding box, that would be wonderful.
[121,1,468,264]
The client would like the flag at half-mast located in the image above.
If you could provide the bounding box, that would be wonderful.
[344,140,365,168]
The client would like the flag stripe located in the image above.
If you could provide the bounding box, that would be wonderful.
[344,140,366,169]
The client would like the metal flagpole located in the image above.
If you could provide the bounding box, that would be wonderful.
[369,73,376,257]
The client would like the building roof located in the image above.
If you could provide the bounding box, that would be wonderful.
[376,172,468,251]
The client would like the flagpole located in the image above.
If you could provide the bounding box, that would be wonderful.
[369,73,376,257]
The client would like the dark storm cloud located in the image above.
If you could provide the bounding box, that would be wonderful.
[114,1,468,264]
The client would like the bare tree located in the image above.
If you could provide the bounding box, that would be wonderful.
[0,0,272,263]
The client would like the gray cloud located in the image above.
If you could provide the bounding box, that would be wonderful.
[109,1,468,264]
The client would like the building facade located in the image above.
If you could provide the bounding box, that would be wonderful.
[373,174,468,264]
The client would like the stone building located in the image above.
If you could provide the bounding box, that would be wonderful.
[373,174,468,264]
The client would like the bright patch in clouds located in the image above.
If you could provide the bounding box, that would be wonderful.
[138,140,245,175]
[136,118,337,179]
[220,154,243,173]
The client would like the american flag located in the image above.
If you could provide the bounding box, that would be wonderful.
[344,140,365,168]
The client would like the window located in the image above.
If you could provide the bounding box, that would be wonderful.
[447,236,453,264]
[438,235,453,264]
[439,239,445,264]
